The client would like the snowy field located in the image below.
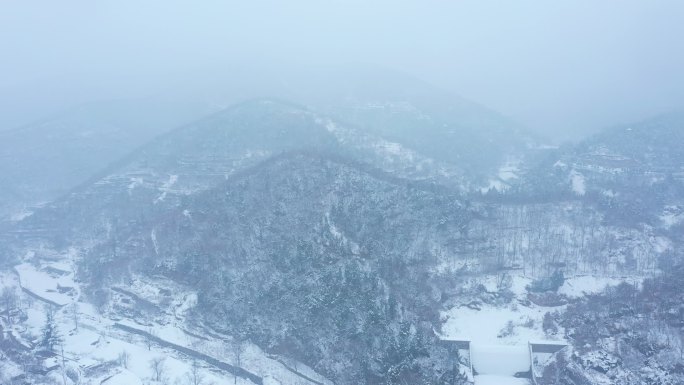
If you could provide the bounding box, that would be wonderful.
[470,344,529,375]
[441,274,630,383]
[15,262,76,306]
[442,274,631,343]
[474,375,529,385]
[5,253,638,384]
[5,255,334,385]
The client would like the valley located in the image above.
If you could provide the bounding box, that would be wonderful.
[1,81,682,385]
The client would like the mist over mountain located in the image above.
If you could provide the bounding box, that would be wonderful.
[0,98,211,220]
[297,68,534,178]
[2,92,681,384]
[1,2,683,385]
[0,68,535,222]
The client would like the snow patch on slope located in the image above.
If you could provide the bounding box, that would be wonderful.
[660,205,683,228]
[101,370,143,385]
[128,177,143,193]
[10,209,33,222]
[498,162,520,181]
[558,275,630,298]
[14,263,75,306]
[154,174,179,203]
[150,230,159,256]
[570,170,586,196]
[326,213,361,255]
[480,179,509,194]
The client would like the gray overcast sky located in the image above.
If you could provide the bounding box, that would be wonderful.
[1,1,683,139]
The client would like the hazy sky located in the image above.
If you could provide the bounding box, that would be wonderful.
[1,1,683,139]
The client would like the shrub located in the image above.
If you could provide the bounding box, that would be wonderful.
[527,270,565,293]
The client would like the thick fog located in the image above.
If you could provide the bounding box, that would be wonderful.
[4,3,684,385]
[2,0,683,140]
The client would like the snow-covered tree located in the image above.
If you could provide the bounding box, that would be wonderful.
[230,338,246,385]
[149,356,166,382]
[117,350,130,369]
[1,286,17,325]
[39,306,63,353]
[184,359,209,385]
[70,302,80,331]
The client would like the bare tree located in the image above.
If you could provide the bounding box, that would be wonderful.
[185,359,210,385]
[676,331,684,360]
[24,291,34,309]
[70,302,80,331]
[1,287,17,325]
[230,338,246,385]
[149,356,167,382]
[231,338,246,367]
[59,342,68,385]
[99,328,108,344]
[146,327,155,351]
[496,271,512,292]
[117,350,130,369]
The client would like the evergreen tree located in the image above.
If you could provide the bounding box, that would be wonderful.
[40,306,63,353]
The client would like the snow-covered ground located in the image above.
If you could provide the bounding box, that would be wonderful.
[570,170,586,195]
[441,274,632,384]
[660,205,684,228]
[443,304,549,344]
[3,252,334,385]
[15,262,77,306]
[479,160,520,194]
[558,275,631,298]
[13,280,257,385]
[442,274,638,343]
[470,344,529,375]
[498,161,520,182]
[442,275,555,344]
[10,209,34,222]
[5,250,643,384]
[480,179,509,194]
[474,375,529,385]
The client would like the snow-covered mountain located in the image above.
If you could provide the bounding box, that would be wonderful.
[3,99,478,384]
[0,98,210,222]
[1,97,682,385]
[295,67,536,181]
